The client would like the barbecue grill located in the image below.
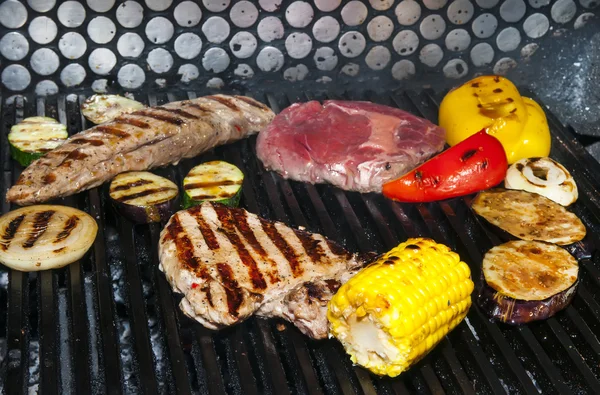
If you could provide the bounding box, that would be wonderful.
[1,1,600,394]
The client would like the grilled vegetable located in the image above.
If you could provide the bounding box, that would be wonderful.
[0,205,97,271]
[81,94,146,124]
[382,130,507,202]
[472,189,586,245]
[183,161,244,209]
[505,157,578,206]
[327,238,474,377]
[439,75,551,164]
[8,117,68,167]
[109,172,179,224]
[477,240,578,324]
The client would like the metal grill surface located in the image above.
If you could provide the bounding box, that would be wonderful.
[1,90,600,395]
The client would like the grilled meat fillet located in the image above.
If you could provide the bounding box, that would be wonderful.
[158,202,373,338]
[7,95,274,205]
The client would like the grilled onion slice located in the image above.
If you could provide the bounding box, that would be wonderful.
[505,157,578,206]
[109,172,179,224]
[0,205,98,271]
[478,240,578,324]
[81,94,146,124]
[472,189,586,245]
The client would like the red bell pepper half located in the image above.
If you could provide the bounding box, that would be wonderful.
[382,130,508,203]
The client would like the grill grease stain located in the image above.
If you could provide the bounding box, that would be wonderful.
[23,210,55,248]
[0,214,25,250]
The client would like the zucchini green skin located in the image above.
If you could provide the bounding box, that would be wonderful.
[182,187,242,209]
[8,117,68,167]
[9,145,44,167]
[182,161,244,209]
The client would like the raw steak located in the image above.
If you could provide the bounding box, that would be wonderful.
[256,100,446,193]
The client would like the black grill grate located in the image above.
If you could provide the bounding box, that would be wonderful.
[1,89,600,395]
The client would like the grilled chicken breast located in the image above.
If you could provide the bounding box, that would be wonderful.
[158,202,373,338]
[7,95,274,205]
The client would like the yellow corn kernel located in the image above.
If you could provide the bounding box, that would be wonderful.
[327,238,474,377]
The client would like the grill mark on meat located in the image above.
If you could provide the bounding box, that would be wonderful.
[216,263,243,317]
[326,239,351,259]
[159,108,199,119]
[43,173,56,185]
[115,118,151,129]
[54,215,79,243]
[259,218,304,277]
[234,96,270,111]
[23,210,55,249]
[293,229,327,265]
[0,214,25,251]
[166,215,201,270]
[186,103,213,113]
[206,96,240,112]
[184,180,242,190]
[111,179,153,192]
[96,125,130,138]
[135,109,185,125]
[189,207,220,250]
[115,187,176,202]
[212,205,267,290]
[70,138,105,146]
[230,208,280,284]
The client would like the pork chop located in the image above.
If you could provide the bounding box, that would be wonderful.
[256,100,446,193]
[7,95,274,205]
[158,202,373,338]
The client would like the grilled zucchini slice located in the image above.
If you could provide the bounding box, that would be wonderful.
[8,117,68,167]
[0,205,97,271]
[183,161,244,208]
[109,172,179,224]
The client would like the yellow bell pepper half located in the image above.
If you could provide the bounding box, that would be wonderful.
[438,76,551,164]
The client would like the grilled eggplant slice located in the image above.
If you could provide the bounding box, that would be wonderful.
[8,117,68,167]
[505,157,578,206]
[477,240,578,324]
[471,189,586,245]
[81,94,146,124]
[109,172,179,224]
[0,205,98,271]
[182,161,244,209]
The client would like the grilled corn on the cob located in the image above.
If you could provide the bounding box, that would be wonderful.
[327,238,474,377]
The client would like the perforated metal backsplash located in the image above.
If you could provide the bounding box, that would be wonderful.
[0,0,597,95]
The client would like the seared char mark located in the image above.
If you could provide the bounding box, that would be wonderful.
[186,103,212,113]
[54,215,80,243]
[206,96,240,112]
[212,205,267,290]
[184,180,242,190]
[189,207,220,250]
[115,118,150,129]
[71,138,105,146]
[53,247,66,253]
[111,179,153,192]
[0,214,25,251]
[326,239,351,259]
[159,108,199,119]
[325,279,341,293]
[115,187,176,202]
[229,208,279,284]
[216,263,243,317]
[43,173,56,185]
[64,149,88,161]
[259,218,304,277]
[96,125,130,139]
[23,210,55,249]
[234,96,270,111]
[135,109,184,125]
[293,229,327,265]
[166,215,201,270]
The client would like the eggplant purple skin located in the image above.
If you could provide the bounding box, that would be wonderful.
[477,280,578,325]
[112,196,179,224]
